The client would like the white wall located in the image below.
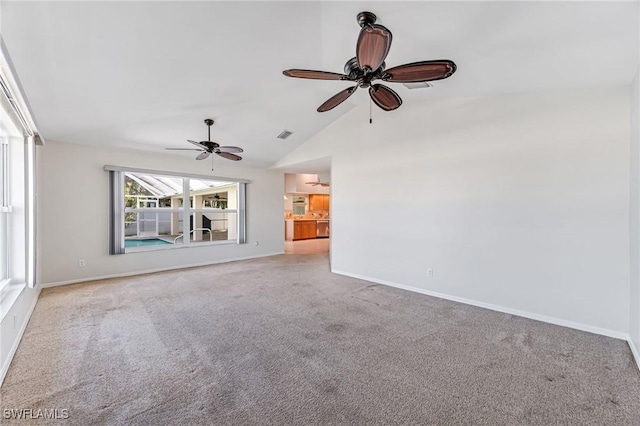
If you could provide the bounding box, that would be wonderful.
[630,69,640,361]
[276,87,631,336]
[284,173,330,195]
[38,141,284,285]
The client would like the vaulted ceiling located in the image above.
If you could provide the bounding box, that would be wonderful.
[1,1,637,169]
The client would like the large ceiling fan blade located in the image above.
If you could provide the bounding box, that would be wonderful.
[317,86,358,112]
[217,146,244,153]
[369,84,402,111]
[383,60,457,83]
[356,24,392,72]
[165,148,204,151]
[196,151,210,160]
[283,69,349,80]
[187,139,204,148]
[216,152,242,161]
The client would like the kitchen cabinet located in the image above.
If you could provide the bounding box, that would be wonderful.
[285,220,317,241]
[297,221,316,240]
[309,194,330,211]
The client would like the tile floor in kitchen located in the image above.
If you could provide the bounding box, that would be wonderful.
[284,238,329,254]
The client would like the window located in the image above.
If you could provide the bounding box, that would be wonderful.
[106,166,248,254]
[0,69,37,304]
[0,136,11,294]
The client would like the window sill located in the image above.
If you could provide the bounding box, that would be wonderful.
[125,239,239,254]
[0,282,26,322]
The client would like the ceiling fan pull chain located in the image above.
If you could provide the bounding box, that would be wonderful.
[369,97,373,124]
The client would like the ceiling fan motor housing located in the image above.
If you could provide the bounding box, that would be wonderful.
[357,11,377,27]
[203,141,220,152]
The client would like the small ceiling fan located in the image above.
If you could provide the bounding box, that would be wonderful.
[283,11,456,113]
[166,119,243,161]
[306,178,330,187]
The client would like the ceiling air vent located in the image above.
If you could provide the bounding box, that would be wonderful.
[402,82,433,90]
[277,130,293,140]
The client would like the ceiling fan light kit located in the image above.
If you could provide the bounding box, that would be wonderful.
[283,11,457,114]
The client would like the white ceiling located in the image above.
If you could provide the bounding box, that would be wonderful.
[1,1,638,170]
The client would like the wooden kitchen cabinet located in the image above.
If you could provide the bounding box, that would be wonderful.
[298,221,316,240]
[310,195,322,212]
[309,194,330,211]
[286,220,317,241]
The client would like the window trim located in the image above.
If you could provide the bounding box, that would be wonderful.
[104,165,250,184]
[0,39,41,305]
[106,166,250,254]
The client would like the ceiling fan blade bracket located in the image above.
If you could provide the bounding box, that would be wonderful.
[344,57,359,74]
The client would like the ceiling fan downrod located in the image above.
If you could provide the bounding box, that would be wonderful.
[205,118,214,141]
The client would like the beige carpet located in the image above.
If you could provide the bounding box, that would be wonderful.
[1,253,639,425]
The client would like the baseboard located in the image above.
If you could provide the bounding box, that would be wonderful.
[41,252,285,288]
[0,286,41,387]
[629,338,640,370]
[332,269,629,341]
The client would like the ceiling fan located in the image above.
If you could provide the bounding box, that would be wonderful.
[306,177,330,187]
[166,119,243,161]
[283,11,456,113]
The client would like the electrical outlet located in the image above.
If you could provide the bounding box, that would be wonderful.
[427,268,433,277]
[78,259,86,267]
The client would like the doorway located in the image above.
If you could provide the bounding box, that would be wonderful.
[283,172,330,255]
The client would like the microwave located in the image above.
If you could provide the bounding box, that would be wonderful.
[292,196,306,215]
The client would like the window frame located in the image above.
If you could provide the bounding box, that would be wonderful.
[105,165,249,254]
[0,39,40,315]
[0,137,10,295]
